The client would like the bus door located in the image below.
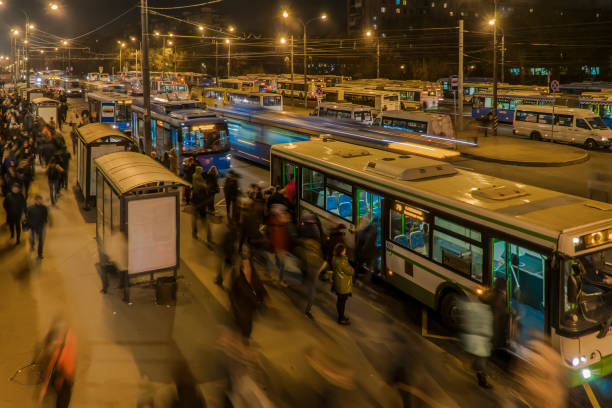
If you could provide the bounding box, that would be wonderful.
[281,161,298,205]
[356,189,383,272]
[491,238,548,344]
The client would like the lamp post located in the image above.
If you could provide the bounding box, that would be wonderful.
[489,0,499,135]
[283,10,327,108]
[281,36,294,104]
[365,30,380,79]
[225,39,231,77]
[118,41,126,75]
[131,36,140,72]
[11,29,18,84]
[140,0,152,154]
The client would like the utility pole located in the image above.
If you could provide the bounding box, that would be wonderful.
[501,34,505,83]
[141,0,152,154]
[458,19,464,133]
[227,40,231,77]
[25,15,30,87]
[290,35,294,106]
[376,39,380,79]
[215,40,218,80]
[303,24,308,109]
[492,0,498,136]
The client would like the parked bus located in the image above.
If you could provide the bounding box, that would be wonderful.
[579,94,612,129]
[130,99,231,173]
[382,85,439,111]
[513,105,612,149]
[271,139,612,386]
[277,78,324,100]
[226,91,283,110]
[313,102,374,125]
[472,92,555,123]
[324,87,400,113]
[218,78,258,92]
[87,92,134,134]
[378,111,455,142]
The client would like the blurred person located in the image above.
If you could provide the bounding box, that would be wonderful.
[58,102,68,131]
[3,183,26,244]
[26,194,48,259]
[38,320,77,408]
[46,155,63,206]
[229,257,267,340]
[191,166,211,243]
[170,361,207,407]
[482,278,509,350]
[223,169,240,220]
[323,223,347,281]
[216,222,238,288]
[459,298,494,389]
[295,213,327,320]
[267,204,292,287]
[355,216,378,282]
[169,148,178,175]
[204,165,220,213]
[332,243,354,325]
[162,151,171,168]
[182,156,195,205]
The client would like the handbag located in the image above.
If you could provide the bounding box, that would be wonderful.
[22,218,30,231]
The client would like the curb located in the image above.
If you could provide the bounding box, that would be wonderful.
[459,151,590,167]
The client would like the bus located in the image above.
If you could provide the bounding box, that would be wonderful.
[379,111,455,143]
[87,92,134,134]
[277,78,324,100]
[324,87,400,113]
[579,94,612,128]
[513,105,612,149]
[151,80,189,100]
[60,78,83,97]
[226,91,283,111]
[209,105,461,166]
[472,92,555,123]
[270,139,612,386]
[382,85,439,111]
[313,102,374,125]
[130,99,231,173]
[218,78,258,92]
[560,82,612,95]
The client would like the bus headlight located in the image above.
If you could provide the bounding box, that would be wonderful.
[582,368,592,379]
[572,357,580,367]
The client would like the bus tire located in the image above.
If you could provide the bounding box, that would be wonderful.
[585,138,597,150]
[439,292,462,331]
[530,131,542,141]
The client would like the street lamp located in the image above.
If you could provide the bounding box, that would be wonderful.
[198,25,204,32]
[282,10,328,108]
[49,3,59,11]
[280,35,295,103]
[118,41,126,75]
[225,39,231,77]
[365,29,381,78]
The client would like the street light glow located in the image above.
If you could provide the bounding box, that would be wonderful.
[130,36,136,42]
[228,26,235,32]
[167,40,173,46]
[225,39,230,44]
[169,33,174,37]
[280,37,286,44]
[321,14,327,20]
[62,40,68,45]
[366,30,372,37]
[154,31,160,36]
[49,3,58,10]
[489,19,496,25]
[29,24,35,30]
[121,42,126,47]
[282,10,289,19]
[198,26,204,31]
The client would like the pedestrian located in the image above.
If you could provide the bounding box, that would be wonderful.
[459,298,494,388]
[170,361,208,408]
[481,277,509,351]
[26,194,48,258]
[204,165,219,213]
[267,204,292,287]
[223,169,240,221]
[325,224,347,269]
[46,157,63,205]
[216,223,238,288]
[182,157,195,205]
[58,102,68,131]
[59,149,70,190]
[295,213,327,320]
[332,243,354,325]
[191,166,212,244]
[229,257,267,340]
[3,183,26,244]
[355,217,378,282]
[169,148,178,175]
[162,151,170,168]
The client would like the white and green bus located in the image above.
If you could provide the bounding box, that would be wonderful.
[271,139,612,385]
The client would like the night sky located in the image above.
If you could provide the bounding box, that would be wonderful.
[0,0,346,54]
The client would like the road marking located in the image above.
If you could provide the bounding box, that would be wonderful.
[583,383,601,408]
[453,165,474,171]
[421,308,459,342]
[215,198,226,207]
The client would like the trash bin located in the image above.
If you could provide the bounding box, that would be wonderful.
[156,276,177,306]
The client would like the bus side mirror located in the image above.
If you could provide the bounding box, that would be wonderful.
[567,263,583,304]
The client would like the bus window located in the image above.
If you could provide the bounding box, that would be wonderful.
[538,113,553,124]
[302,167,324,208]
[433,217,483,282]
[325,177,353,221]
[390,201,429,256]
[117,104,130,122]
[263,95,281,107]
[325,91,340,103]
[576,118,589,129]
[554,114,573,127]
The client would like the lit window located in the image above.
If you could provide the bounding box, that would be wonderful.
[460,11,464,16]
[396,0,400,5]
[431,2,436,7]
[373,24,377,29]
[373,16,377,21]
[403,0,407,5]
[529,8,534,13]
[396,8,400,13]
[382,33,386,38]
[381,6,386,13]
[443,2,447,8]
[449,11,453,16]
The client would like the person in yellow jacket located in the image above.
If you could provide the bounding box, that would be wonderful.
[332,243,354,325]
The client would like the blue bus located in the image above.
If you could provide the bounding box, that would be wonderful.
[209,105,463,167]
[87,92,134,134]
[579,96,612,129]
[472,92,555,123]
[130,99,231,174]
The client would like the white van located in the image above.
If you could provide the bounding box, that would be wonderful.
[513,105,612,149]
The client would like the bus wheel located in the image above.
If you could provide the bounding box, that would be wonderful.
[530,131,542,141]
[440,292,461,331]
[585,138,597,150]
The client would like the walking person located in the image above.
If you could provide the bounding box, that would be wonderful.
[223,169,240,221]
[204,165,219,213]
[46,157,63,206]
[229,256,267,340]
[3,183,26,244]
[182,157,195,205]
[295,213,327,320]
[459,297,494,388]
[26,194,48,258]
[332,243,354,325]
[216,222,238,288]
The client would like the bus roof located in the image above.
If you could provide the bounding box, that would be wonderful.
[381,110,451,122]
[318,102,373,111]
[271,140,612,246]
[87,92,134,102]
[326,87,398,96]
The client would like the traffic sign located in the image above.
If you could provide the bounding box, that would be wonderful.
[315,87,323,96]
[451,75,459,91]
[550,80,560,92]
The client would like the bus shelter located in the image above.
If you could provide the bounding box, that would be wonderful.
[25,87,44,103]
[95,151,189,302]
[30,97,59,125]
[75,123,134,208]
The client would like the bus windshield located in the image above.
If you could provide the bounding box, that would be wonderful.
[562,248,612,333]
[587,116,609,130]
[182,123,230,153]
